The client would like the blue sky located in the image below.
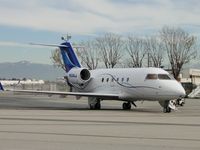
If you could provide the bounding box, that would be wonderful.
[0,0,200,64]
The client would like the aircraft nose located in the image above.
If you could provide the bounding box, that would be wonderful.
[176,84,186,97]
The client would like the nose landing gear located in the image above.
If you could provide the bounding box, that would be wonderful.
[163,104,171,113]
[159,100,176,113]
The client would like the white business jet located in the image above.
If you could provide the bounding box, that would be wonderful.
[0,40,185,113]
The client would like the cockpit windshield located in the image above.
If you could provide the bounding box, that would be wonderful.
[158,74,171,80]
[145,74,172,80]
[145,74,158,80]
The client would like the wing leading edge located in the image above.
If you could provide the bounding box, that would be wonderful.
[5,89,120,99]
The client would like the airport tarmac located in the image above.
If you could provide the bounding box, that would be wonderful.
[0,93,200,150]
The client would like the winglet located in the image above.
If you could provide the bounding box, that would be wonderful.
[0,82,4,91]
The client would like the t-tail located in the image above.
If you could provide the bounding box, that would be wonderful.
[59,42,81,72]
[30,41,91,86]
[58,42,91,86]
[30,41,81,73]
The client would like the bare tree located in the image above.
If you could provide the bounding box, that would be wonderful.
[51,48,66,71]
[145,37,164,67]
[76,41,99,70]
[96,33,123,68]
[125,36,147,67]
[160,26,197,80]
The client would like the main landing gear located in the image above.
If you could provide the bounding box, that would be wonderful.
[88,98,101,110]
[122,101,137,110]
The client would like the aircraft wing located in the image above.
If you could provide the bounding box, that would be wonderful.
[5,89,120,99]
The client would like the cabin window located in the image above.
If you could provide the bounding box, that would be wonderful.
[102,78,104,82]
[158,74,171,80]
[145,74,158,80]
[106,78,109,82]
[117,78,119,81]
[122,78,124,82]
[112,78,114,82]
[127,78,129,82]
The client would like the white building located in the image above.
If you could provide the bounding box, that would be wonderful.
[0,79,44,86]
[180,69,200,85]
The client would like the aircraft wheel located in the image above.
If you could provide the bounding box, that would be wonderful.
[167,107,171,113]
[122,102,131,110]
[162,100,171,113]
[95,101,101,110]
[163,106,171,113]
[89,98,101,110]
[89,104,95,110]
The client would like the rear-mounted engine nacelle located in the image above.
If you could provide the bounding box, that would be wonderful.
[67,68,91,85]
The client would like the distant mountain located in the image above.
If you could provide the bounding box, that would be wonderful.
[0,61,65,81]
[1,60,198,81]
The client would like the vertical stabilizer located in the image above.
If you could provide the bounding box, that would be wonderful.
[59,42,81,72]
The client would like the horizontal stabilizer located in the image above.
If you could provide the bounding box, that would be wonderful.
[29,43,68,48]
[29,43,84,48]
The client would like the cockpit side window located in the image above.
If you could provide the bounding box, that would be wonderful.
[169,74,176,80]
[158,74,171,80]
[145,74,158,80]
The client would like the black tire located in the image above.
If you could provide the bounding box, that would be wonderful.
[163,108,167,113]
[127,103,131,110]
[90,104,95,110]
[122,103,127,110]
[95,102,101,110]
[163,107,171,113]
[122,102,131,110]
[166,107,171,113]
[162,100,171,113]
